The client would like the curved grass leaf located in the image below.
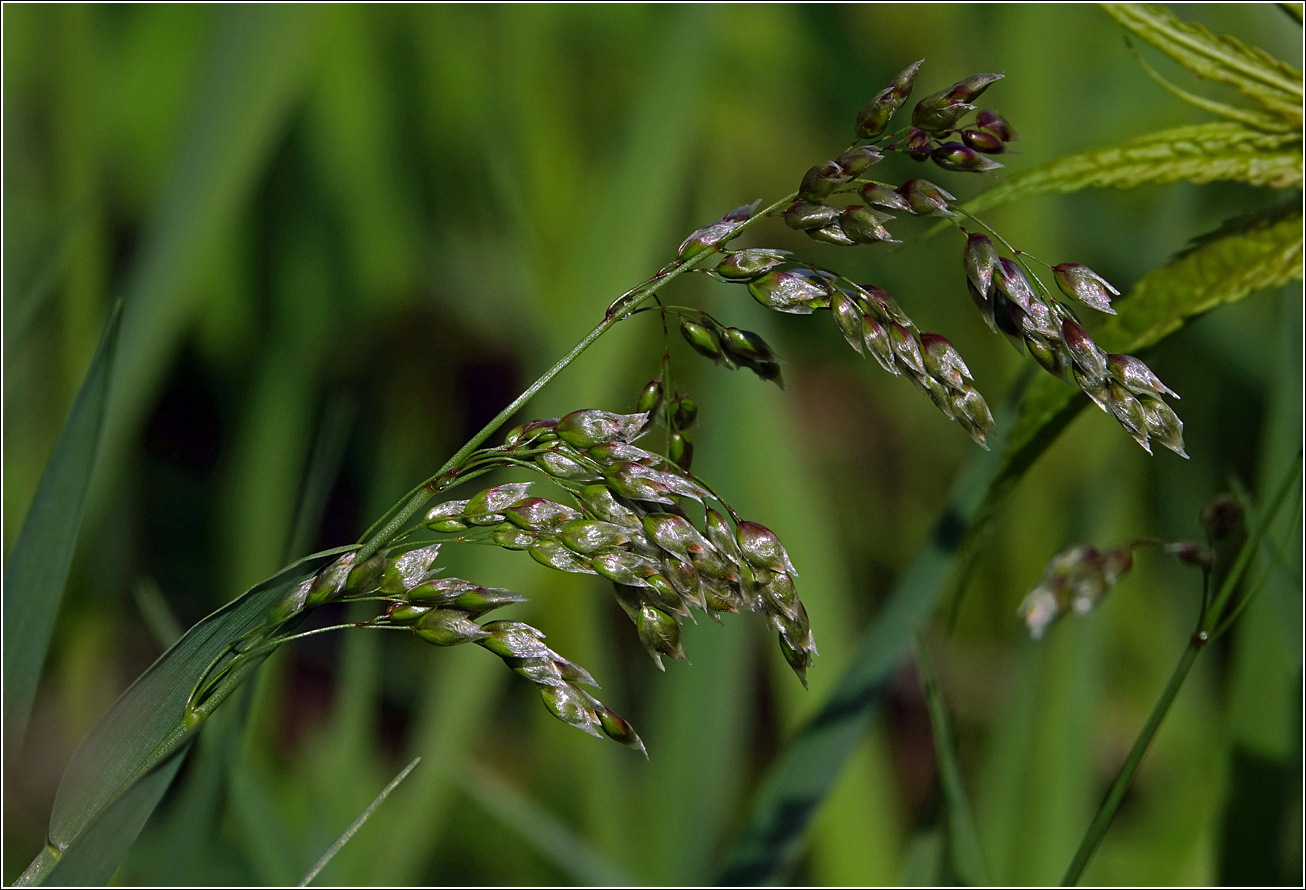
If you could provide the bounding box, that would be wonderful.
[25,744,191,888]
[718,210,1302,886]
[17,547,352,886]
[914,637,989,887]
[3,301,122,747]
[1124,40,1295,133]
[1100,3,1303,123]
[715,437,1006,886]
[458,760,634,887]
[961,123,1302,217]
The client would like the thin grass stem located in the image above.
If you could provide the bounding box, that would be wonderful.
[1061,451,1303,885]
[356,192,797,560]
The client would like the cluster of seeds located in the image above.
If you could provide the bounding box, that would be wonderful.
[420,409,817,687]
[779,61,1016,251]
[637,378,698,471]
[1018,544,1135,640]
[265,543,644,752]
[962,233,1186,456]
[704,252,996,448]
[678,310,785,388]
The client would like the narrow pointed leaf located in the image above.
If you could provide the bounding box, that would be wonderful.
[19,547,351,886]
[960,123,1301,218]
[1100,3,1303,122]
[3,301,122,746]
[458,760,634,887]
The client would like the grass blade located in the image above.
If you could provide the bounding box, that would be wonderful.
[95,5,323,505]
[3,301,121,746]
[720,202,1301,886]
[715,436,1005,885]
[17,547,351,886]
[299,757,422,887]
[24,743,192,887]
[914,636,989,886]
[1099,3,1303,121]
[959,123,1301,217]
[459,760,634,887]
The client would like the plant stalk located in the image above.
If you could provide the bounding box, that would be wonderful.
[356,192,797,561]
[1061,451,1302,885]
[1060,636,1200,886]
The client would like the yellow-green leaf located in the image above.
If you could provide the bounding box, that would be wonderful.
[963,123,1302,217]
[1100,3,1303,123]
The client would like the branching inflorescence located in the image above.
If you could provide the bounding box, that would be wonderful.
[187,60,1187,755]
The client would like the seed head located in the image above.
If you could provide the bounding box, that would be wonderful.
[454,586,527,614]
[379,544,442,594]
[305,553,356,608]
[952,384,996,449]
[834,145,884,176]
[668,432,693,470]
[415,609,491,647]
[637,604,686,669]
[806,225,858,246]
[637,379,663,414]
[888,322,927,378]
[798,161,846,201]
[1060,320,1109,385]
[537,447,602,482]
[559,519,632,556]
[642,513,712,563]
[528,539,597,575]
[966,278,997,334]
[838,205,898,244]
[1018,544,1133,639]
[680,319,731,367]
[919,333,972,388]
[503,418,559,447]
[735,520,799,576]
[899,178,956,216]
[963,233,999,298]
[994,258,1037,312]
[860,182,911,212]
[784,201,841,231]
[855,60,923,138]
[1106,353,1179,399]
[714,249,789,282]
[1140,395,1188,458]
[902,127,935,160]
[556,410,650,449]
[832,291,867,354]
[975,109,1018,142]
[931,142,1004,173]
[672,396,698,428]
[677,201,761,259]
[960,128,1006,153]
[861,313,898,374]
[747,269,833,314]
[1053,263,1119,314]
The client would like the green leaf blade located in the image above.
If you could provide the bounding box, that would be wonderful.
[3,301,122,746]
[963,123,1302,217]
[22,547,350,886]
[1100,2,1304,122]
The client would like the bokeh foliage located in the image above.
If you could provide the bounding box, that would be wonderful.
[3,4,1301,885]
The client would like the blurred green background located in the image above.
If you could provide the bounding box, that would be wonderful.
[3,3,1301,885]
